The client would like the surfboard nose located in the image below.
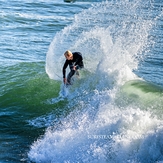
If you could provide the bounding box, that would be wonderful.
[64,0,76,3]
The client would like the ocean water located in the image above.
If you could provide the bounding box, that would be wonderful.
[0,0,163,163]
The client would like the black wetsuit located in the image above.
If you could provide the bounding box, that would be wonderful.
[62,52,84,83]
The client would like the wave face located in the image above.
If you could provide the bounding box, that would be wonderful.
[29,0,163,162]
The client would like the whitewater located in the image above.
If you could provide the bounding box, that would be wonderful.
[26,0,163,163]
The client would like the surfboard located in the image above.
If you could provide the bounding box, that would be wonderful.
[46,83,69,104]
[59,83,69,98]
[64,0,76,3]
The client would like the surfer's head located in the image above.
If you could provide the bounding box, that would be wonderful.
[64,50,73,60]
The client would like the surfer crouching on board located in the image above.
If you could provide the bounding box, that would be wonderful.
[62,50,84,85]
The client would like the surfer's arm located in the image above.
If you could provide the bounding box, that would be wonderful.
[62,60,69,78]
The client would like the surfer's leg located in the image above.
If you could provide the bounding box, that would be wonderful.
[75,63,83,77]
[67,70,75,84]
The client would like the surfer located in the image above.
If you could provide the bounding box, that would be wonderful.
[62,50,84,85]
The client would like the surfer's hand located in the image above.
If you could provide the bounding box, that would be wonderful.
[63,78,67,84]
[73,66,76,70]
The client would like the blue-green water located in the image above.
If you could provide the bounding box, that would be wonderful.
[0,0,163,162]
